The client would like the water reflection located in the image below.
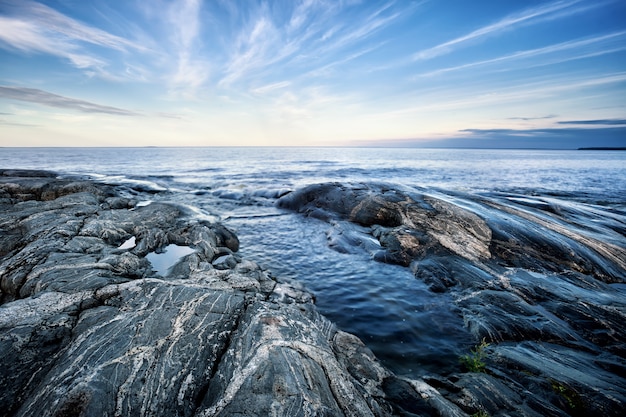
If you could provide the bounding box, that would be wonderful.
[146,244,195,276]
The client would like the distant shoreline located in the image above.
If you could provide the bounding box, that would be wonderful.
[2,146,625,154]
[578,147,626,151]
[2,145,624,150]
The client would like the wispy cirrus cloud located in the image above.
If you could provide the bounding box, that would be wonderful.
[412,0,591,61]
[0,0,146,79]
[288,0,319,32]
[217,1,331,88]
[166,0,210,94]
[218,5,279,88]
[382,72,626,116]
[0,85,140,116]
[0,15,105,70]
[417,30,626,77]
[211,1,417,128]
[251,81,292,95]
[320,2,401,53]
[0,0,141,50]
[218,1,412,89]
[303,41,388,79]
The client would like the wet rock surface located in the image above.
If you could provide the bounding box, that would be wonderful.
[3,172,625,417]
[1,172,468,417]
[278,182,626,416]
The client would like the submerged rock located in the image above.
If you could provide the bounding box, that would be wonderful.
[0,172,459,417]
[278,182,626,416]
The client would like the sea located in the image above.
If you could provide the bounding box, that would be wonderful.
[1,147,625,377]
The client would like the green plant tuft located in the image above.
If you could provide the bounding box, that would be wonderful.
[460,338,490,373]
[471,411,490,417]
[550,379,583,411]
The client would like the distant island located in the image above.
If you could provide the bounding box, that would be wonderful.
[578,147,626,150]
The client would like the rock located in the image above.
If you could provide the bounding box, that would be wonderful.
[278,182,626,416]
[14,279,246,417]
[212,254,238,270]
[491,341,626,416]
[6,173,623,416]
[483,197,626,283]
[1,172,453,417]
[438,372,563,417]
[278,183,492,263]
[350,196,404,227]
[197,301,391,417]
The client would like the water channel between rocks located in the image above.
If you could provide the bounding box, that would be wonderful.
[223,207,472,378]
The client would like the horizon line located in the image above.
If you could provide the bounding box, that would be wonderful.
[2,145,620,150]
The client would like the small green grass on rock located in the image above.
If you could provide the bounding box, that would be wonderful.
[460,338,490,373]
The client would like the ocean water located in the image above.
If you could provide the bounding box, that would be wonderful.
[1,147,625,377]
[3,147,624,199]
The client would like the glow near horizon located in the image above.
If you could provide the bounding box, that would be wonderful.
[0,0,625,147]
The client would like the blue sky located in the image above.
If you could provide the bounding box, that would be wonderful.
[1,0,625,147]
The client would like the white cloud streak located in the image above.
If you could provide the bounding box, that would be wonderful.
[251,81,292,95]
[218,7,279,88]
[413,0,588,61]
[382,72,626,116]
[3,0,141,50]
[418,30,626,77]
[167,0,210,93]
[0,0,146,79]
[322,2,400,52]
[218,1,409,89]
[0,16,105,70]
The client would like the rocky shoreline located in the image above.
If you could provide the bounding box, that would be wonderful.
[1,171,625,416]
[277,182,626,416]
[0,170,459,417]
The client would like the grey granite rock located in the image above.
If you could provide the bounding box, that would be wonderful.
[7,173,623,417]
[1,172,454,417]
[278,182,626,417]
[277,182,492,264]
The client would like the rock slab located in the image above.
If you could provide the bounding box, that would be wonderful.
[0,172,464,417]
[278,182,626,417]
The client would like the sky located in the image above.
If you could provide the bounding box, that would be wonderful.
[1,0,625,148]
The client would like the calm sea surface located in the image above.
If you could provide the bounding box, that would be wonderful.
[3,147,624,198]
[1,147,624,376]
